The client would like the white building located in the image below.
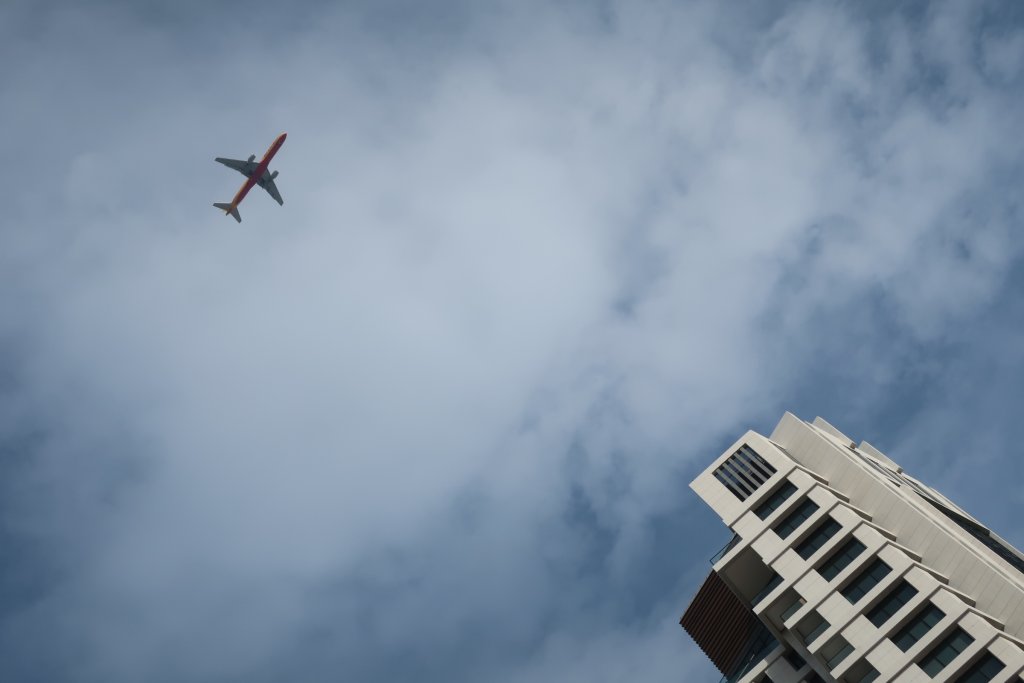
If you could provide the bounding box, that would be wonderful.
[680,413,1024,683]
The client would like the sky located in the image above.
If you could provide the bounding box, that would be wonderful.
[1,0,1023,681]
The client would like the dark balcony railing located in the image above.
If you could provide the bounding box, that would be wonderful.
[710,533,742,565]
[718,623,779,683]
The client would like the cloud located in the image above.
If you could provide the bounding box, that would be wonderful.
[2,0,1023,681]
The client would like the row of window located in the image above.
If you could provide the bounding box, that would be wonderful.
[761,647,1005,683]
[736,467,1016,683]
[756,493,1010,683]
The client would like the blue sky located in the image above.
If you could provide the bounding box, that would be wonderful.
[1,0,1023,681]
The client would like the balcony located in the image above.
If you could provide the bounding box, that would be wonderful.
[711,533,742,565]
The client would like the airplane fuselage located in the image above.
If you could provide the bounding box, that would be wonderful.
[227,132,287,213]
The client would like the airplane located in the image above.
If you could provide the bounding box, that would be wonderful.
[213,132,287,222]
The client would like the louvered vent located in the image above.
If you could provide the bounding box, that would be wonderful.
[712,445,777,501]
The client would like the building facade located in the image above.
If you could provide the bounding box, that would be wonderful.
[680,413,1024,683]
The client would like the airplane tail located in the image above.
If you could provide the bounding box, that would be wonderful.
[213,202,241,223]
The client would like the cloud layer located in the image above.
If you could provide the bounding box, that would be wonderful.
[2,1,1023,680]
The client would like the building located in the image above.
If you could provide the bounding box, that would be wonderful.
[680,413,1024,683]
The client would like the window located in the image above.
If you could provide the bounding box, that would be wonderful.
[795,517,842,559]
[918,627,975,677]
[797,611,829,644]
[840,558,891,604]
[817,538,866,581]
[822,635,854,671]
[866,579,919,628]
[781,595,806,622]
[826,642,854,669]
[759,676,776,683]
[952,653,1004,683]
[891,604,944,651]
[713,445,777,501]
[753,572,783,605]
[783,649,807,672]
[804,673,825,683]
[844,660,880,683]
[755,481,797,520]
[775,499,820,539]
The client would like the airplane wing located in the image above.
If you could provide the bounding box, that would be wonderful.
[257,170,284,205]
[215,157,258,178]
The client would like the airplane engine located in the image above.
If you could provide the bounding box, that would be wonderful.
[270,171,279,179]
[248,154,256,163]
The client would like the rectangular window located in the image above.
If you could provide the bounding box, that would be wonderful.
[713,445,776,501]
[774,499,820,539]
[844,661,880,683]
[783,649,806,672]
[817,537,866,581]
[918,627,975,677]
[804,673,824,683]
[795,517,842,559]
[866,579,919,628]
[752,572,783,606]
[840,558,891,604]
[952,653,1004,683]
[826,642,854,669]
[755,481,797,520]
[797,612,829,644]
[759,676,775,683]
[781,595,805,622]
[891,604,944,651]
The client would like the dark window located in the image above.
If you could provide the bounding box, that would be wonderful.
[918,627,975,677]
[817,537,866,581]
[795,517,842,559]
[759,676,776,683]
[892,604,944,651]
[783,649,806,672]
[755,481,797,520]
[843,659,880,683]
[781,595,805,622]
[803,616,829,644]
[713,445,776,501]
[952,653,1004,683]
[725,621,779,682]
[851,665,880,682]
[775,499,820,539]
[867,580,919,628]
[840,558,891,604]
[804,673,824,683]
[825,641,854,669]
[753,572,783,605]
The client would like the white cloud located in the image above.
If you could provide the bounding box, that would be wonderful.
[2,1,1023,681]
